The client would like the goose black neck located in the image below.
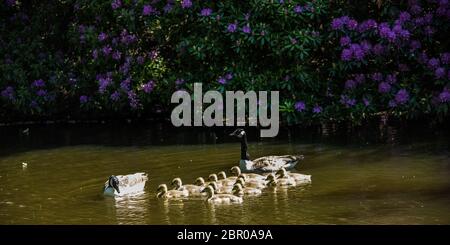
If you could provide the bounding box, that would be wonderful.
[240,134,250,160]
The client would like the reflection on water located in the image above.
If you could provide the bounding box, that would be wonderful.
[0,123,449,224]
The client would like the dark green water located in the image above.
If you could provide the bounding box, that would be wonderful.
[0,123,449,224]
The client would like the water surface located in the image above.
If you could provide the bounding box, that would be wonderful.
[0,123,449,224]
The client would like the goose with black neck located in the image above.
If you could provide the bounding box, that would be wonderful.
[229,128,304,173]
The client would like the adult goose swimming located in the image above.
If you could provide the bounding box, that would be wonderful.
[103,173,148,197]
[229,128,304,172]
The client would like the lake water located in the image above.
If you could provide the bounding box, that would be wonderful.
[0,123,449,224]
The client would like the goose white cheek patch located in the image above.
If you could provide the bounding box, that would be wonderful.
[170,83,279,137]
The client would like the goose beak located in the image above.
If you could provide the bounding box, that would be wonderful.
[113,185,120,194]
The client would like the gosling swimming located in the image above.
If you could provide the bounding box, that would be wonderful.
[232,183,262,196]
[266,173,296,187]
[276,167,312,184]
[156,184,189,198]
[201,185,243,204]
[171,177,205,195]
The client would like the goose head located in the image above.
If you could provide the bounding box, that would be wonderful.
[232,183,243,192]
[201,185,214,198]
[229,128,246,138]
[208,182,219,193]
[265,174,277,185]
[108,175,120,194]
[235,177,245,187]
[171,178,183,190]
[217,171,227,180]
[230,166,241,176]
[276,168,288,178]
[157,184,168,196]
[237,174,247,182]
[195,177,205,186]
[208,174,218,182]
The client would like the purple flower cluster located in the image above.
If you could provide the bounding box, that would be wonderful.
[242,24,251,34]
[294,101,306,112]
[110,91,120,101]
[127,90,140,109]
[340,95,356,108]
[1,86,14,100]
[341,42,371,61]
[97,73,113,94]
[227,23,238,33]
[111,0,122,10]
[120,29,137,45]
[98,32,108,42]
[312,105,322,114]
[200,8,212,17]
[32,79,45,88]
[331,16,358,30]
[395,89,410,105]
[217,72,233,85]
[142,5,155,16]
[142,80,155,93]
[181,0,192,9]
[439,89,450,103]
[79,95,88,104]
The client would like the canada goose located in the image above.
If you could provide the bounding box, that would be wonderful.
[217,171,237,186]
[232,183,262,196]
[276,167,312,183]
[265,173,296,187]
[229,129,304,172]
[208,182,233,194]
[236,175,266,189]
[103,173,148,197]
[201,185,243,204]
[171,177,204,195]
[230,166,265,181]
[194,177,211,187]
[156,184,189,198]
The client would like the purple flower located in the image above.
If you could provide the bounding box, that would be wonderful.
[98,32,108,42]
[363,98,370,106]
[341,49,352,61]
[32,79,45,88]
[225,73,233,80]
[395,89,409,105]
[294,5,303,14]
[112,50,121,60]
[346,19,358,30]
[92,49,98,60]
[312,105,322,114]
[175,79,185,85]
[128,90,140,109]
[371,73,383,81]
[181,0,192,9]
[36,89,47,97]
[428,58,440,69]
[111,91,120,101]
[98,76,112,94]
[386,74,397,84]
[227,23,238,33]
[111,0,122,10]
[163,4,173,13]
[354,74,365,84]
[1,86,14,100]
[378,82,391,93]
[137,56,145,65]
[142,80,155,93]
[441,53,450,64]
[339,36,351,47]
[102,45,112,56]
[331,18,345,30]
[345,79,356,89]
[142,5,154,16]
[340,95,356,108]
[120,78,131,91]
[295,101,306,112]
[435,67,446,79]
[242,24,251,34]
[218,77,227,85]
[399,11,411,23]
[200,8,212,16]
[439,89,450,103]
[372,44,385,56]
[388,100,397,108]
[79,95,88,104]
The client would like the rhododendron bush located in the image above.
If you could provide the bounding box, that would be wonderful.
[1,0,449,124]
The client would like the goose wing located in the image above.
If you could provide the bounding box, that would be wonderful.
[252,155,303,172]
[117,172,148,188]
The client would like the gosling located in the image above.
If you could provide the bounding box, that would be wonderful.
[266,173,296,187]
[156,184,189,198]
[201,185,243,204]
[171,177,205,196]
[230,166,266,181]
[232,183,262,196]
